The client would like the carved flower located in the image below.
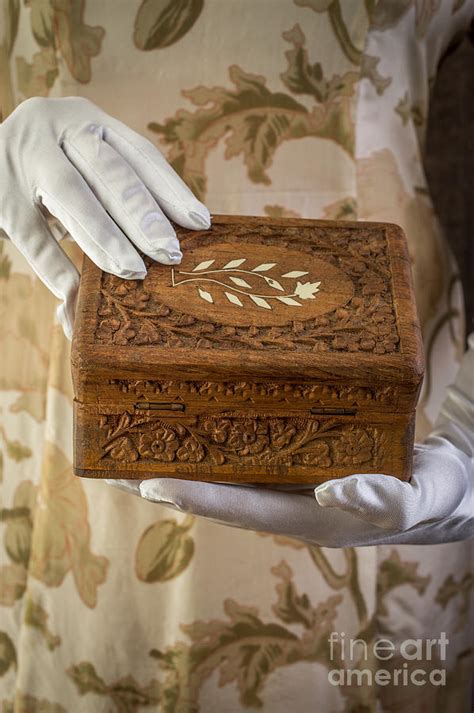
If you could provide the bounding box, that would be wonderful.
[374,336,399,354]
[96,317,121,341]
[300,441,332,467]
[362,274,385,296]
[269,420,297,448]
[333,429,374,466]
[227,420,269,455]
[134,321,161,345]
[103,278,150,309]
[198,382,227,399]
[201,418,231,444]
[345,257,367,276]
[114,326,137,345]
[232,382,255,401]
[176,438,205,463]
[138,427,179,462]
[121,290,150,310]
[98,303,113,317]
[358,234,384,257]
[331,333,361,351]
[294,281,321,300]
[107,436,139,462]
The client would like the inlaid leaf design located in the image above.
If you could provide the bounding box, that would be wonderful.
[225,292,243,307]
[198,288,213,303]
[264,277,284,291]
[229,276,252,288]
[223,259,246,269]
[278,296,302,306]
[250,296,272,310]
[173,257,322,311]
[193,260,215,271]
[282,270,309,278]
[252,263,276,272]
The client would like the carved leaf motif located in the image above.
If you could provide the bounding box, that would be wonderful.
[100,413,383,470]
[108,379,397,407]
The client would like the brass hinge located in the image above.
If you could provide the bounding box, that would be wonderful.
[310,407,357,416]
[134,402,185,411]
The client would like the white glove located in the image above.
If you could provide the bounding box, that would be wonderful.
[108,334,474,547]
[0,96,210,339]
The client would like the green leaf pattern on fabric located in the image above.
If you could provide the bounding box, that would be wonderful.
[435,572,474,630]
[15,0,105,98]
[27,442,109,608]
[134,0,204,50]
[0,631,16,678]
[67,661,161,712]
[1,693,67,712]
[150,20,358,200]
[24,595,61,650]
[135,516,195,583]
[149,567,338,711]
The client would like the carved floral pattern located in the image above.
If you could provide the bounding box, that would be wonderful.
[108,378,398,407]
[99,412,385,469]
[95,224,400,353]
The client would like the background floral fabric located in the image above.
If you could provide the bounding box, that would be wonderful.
[0,1,473,711]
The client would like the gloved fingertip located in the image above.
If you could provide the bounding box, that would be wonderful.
[147,246,182,265]
[104,478,142,496]
[121,268,147,280]
[118,253,147,279]
[315,476,362,509]
[189,206,211,230]
[139,479,177,505]
[314,484,342,508]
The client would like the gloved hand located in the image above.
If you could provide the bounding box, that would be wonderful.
[0,96,210,339]
[108,334,474,547]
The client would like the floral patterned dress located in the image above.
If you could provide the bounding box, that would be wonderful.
[0,1,473,712]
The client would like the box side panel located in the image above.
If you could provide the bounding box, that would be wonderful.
[384,223,425,388]
[74,401,415,483]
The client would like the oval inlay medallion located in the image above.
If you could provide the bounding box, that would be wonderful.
[148,243,354,327]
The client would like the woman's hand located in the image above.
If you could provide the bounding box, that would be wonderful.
[0,96,210,339]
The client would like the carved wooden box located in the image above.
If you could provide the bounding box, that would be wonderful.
[71,215,424,483]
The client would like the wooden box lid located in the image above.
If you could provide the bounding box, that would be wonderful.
[71,215,424,408]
